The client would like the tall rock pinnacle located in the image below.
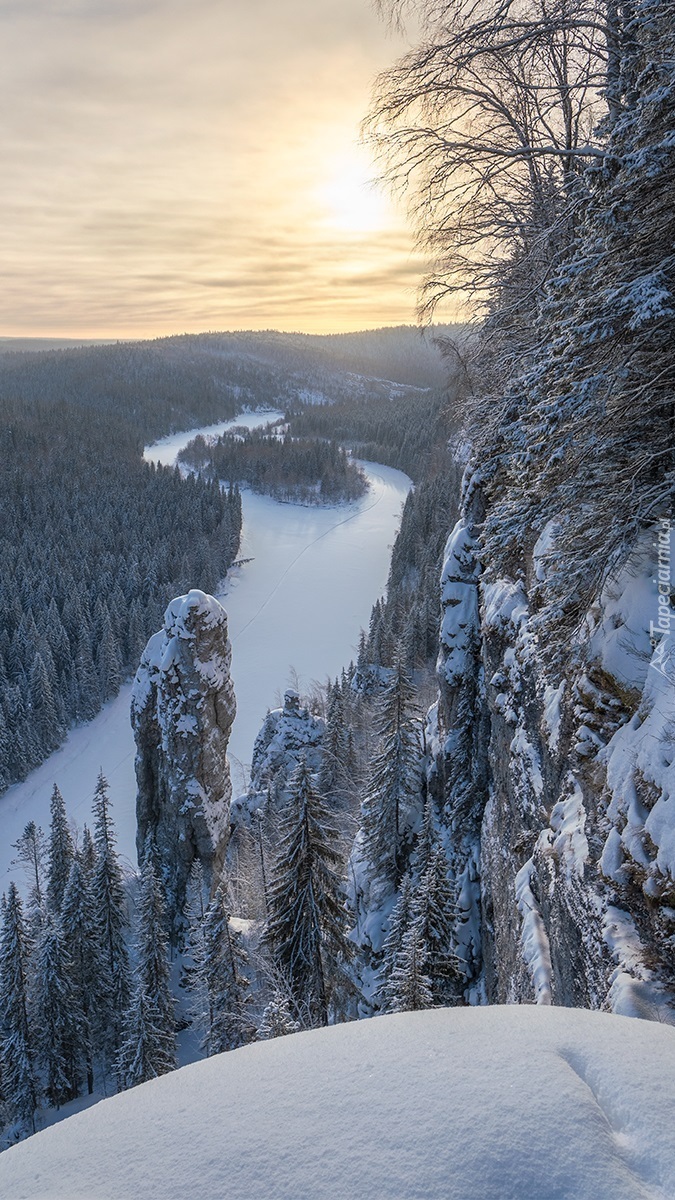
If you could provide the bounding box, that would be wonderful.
[131,590,236,931]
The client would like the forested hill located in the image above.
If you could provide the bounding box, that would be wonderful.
[0,325,452,446]
[0,324,453,794]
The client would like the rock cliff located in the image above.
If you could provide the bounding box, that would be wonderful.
[131,590,236,931]
[432,482,675,1017]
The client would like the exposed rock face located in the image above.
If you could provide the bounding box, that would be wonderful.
[132,590,236,930]
[230,689,325,827]
[433,489,675,1018]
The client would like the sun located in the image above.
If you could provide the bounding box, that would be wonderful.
[315,152,391,235]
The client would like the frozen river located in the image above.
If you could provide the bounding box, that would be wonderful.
[0,414,411,883]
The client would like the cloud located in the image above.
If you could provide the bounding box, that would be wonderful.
[0,0,424,335]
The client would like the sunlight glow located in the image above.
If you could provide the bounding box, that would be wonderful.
[315,154,391,235]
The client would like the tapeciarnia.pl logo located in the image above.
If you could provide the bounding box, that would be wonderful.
[650,517,675,684]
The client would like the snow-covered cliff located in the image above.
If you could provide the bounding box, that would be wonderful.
[131,590,236,929]
[433,497,675,1017]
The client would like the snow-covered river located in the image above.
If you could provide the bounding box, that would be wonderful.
[0,414,411,882]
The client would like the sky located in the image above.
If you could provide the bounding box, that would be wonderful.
[0,0,431,337]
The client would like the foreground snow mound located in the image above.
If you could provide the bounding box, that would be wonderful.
[1,1006,674,1200]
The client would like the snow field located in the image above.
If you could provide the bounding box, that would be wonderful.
[0,1005,673,1200]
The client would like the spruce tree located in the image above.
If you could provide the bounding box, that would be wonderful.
[257,993,300,1040]
[11,821,46,919]
[61,859,99,1094]
[412,847,463,1005]
[90,772,131,1069]
[318,683,353,808]
[30,910,79,1109]
[262,760,354,1027]
[360,653,422,889]
[376,872,415,1008]
[79,824,97,877]
[0,885,38,1136]
[199,887,252,1054]
[117,986,172,1091]
[387,918,434,1013]
[118,851,177,1089]
[46,784,74,916]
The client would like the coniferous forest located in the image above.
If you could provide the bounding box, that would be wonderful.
[0,394,242,790]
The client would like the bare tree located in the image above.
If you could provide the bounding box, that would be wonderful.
[366,0,611,322]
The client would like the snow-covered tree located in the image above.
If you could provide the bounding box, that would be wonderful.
[375,872,416,1007]
[360,654,422,888]
[30,909,79,1109]
[257,993,300,1040]
[118,850,177,1089]
[199,887,252,1055]
[387,918,434,1013]
[78,824,97,877]
[318,682,355,809]
[61,859,99,1095]
[262,760,354,1027]
[11,821,46,920]
[185,865,251,1055]
[90,771,131,1068]
[0,885,38,1137]
[46,785,74,916]
[117,986,173,1092]
[412,848,462,1005]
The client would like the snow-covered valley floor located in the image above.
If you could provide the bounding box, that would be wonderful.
[1,1005,673,1200]
[0,416,411,887]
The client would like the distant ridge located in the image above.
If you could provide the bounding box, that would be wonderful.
[0,337,118,353]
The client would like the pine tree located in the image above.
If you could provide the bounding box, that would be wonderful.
[262,760,354,1027]
[257,993,300,1040]
[360,653,422,889]
[183,862,209,1037]
[30,909,80,1109]
[61,859,99,1094]
[412,847,463,1005]
[46,784,74,916]
[29,651,62,753]
[117,986,172,1091]
[376,872,415,1007]
[79,824,97,877]
[11,821,46,918]
[118,851,177,1088]
[200,887,252,1054]
[90,772,131,1068]
[318,683,353,808]
[95,608,122,702]
[387,918,434,1013]
[0,885,38,1136]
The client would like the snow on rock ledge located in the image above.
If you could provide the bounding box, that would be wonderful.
[1,1006,675,1200]
[131,590,236,926]
[438,518,480,687]
[230,690,325,825]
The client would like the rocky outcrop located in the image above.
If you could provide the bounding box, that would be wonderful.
[230,689,325,826]
[433,492,675,1019]
[132,590,236,932]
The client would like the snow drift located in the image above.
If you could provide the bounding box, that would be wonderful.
[0,1005,674,1200]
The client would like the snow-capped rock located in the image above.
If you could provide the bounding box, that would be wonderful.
[131,590,236,929]
[229,689,326,828]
